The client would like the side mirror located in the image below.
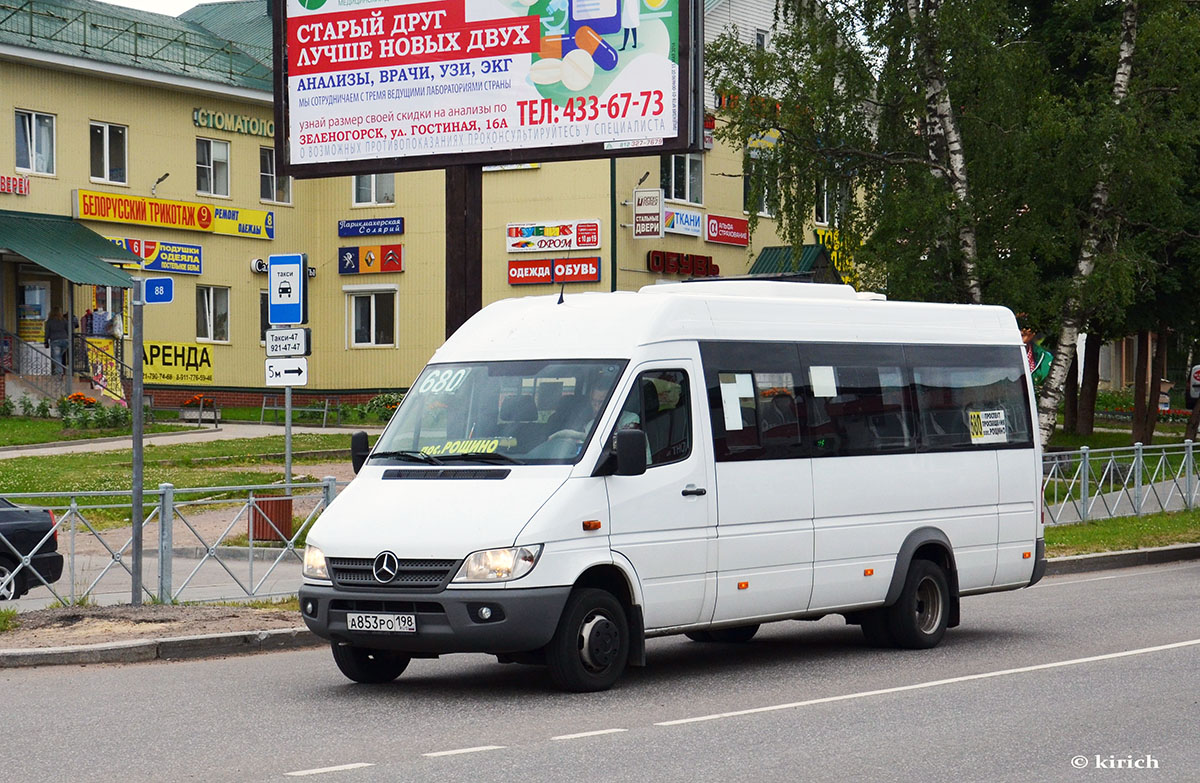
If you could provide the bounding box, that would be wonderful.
[350,431,370,474]
[615,429,647,476]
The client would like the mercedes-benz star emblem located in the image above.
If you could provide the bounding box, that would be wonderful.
[372,551,399,584]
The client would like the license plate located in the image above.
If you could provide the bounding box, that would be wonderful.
[345,612,417,634]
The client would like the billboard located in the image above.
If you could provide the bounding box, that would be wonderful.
[273,0,702,176]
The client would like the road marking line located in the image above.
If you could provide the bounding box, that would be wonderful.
[422,745,506,758]
[1035,562,1199,588]
[654,638,1200,727]
[285,763,374,776]
[552,728,628,741]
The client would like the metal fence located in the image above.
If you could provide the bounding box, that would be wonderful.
[1042,441,1200,525]
[1,478,342,607]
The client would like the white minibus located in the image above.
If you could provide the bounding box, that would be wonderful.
[299,281,1045,691]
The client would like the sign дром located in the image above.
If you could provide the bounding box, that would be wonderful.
[506,220,600,253]
[77,190,274,240]
[632,187,663,239]
[508,256,600,285]
[281,0,690,170]
[705,214,749,247]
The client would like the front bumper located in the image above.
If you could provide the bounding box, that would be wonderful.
[298,583,572,655]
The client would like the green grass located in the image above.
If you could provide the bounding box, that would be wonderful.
[0,434,373,529]
[0,608,17,633]
[0,417,190,447]
[1045,508,1200,557]
[209,596,301,611]
[1047,429,1187,450]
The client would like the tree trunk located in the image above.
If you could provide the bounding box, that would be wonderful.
[1143,327,1168,444]
[906,0,983,305]
[1036,0,1139,444]
[1063,353,1079,433]
[1132,331,1150,444]
[1078,334,1101,436]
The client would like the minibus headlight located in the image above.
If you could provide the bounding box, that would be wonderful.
[453,545,543,582]
[303,545,329,580]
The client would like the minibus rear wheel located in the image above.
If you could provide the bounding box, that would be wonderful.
[885,559,949,649]
[330,643,411,684]
[546,588,629,692]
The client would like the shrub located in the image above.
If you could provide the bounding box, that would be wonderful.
[35,398,51,418]
[364,392,404,421]
[18,395,34,416]
[0,397,13,417]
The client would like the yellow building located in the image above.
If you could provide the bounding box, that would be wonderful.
[0,0,831,408]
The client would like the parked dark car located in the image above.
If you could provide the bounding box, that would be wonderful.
[0,498,63,600]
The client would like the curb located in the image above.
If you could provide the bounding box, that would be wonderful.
[1043,542,1200,576]
[0,627,321,668]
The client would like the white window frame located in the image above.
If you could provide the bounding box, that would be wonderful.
[755,29,769,50]
[815,177,829,225]
[196,137,230,197]
[196,284,230,343]
[743,153,775,218]
[259,147,292,204]
[662,152,703,205]
[344,284,398,348]
[89,121,127,184]
[15,109,56,175]
[352,173,395,206]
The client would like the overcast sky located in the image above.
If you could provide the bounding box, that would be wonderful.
[94,1,203,16]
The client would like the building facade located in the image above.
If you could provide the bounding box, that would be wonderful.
[1,0,832,406]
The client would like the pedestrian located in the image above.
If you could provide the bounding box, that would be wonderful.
[1017,314,1052,385]
[44,309,70,375]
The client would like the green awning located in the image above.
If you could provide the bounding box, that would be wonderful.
[749,244,829,275]
[0,209,137,288]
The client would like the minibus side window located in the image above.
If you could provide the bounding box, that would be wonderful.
[802,343,914,457]
[701,341,805,462]
[906,345,1033,451]
[611,370,692,467]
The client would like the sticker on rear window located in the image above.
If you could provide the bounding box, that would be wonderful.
[968,410,1007,444]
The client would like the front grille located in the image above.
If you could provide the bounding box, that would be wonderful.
[331,599,444,614]
[328,557,459,591]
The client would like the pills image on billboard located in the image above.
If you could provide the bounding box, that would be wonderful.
[529,58,564,84]
[560,49,596,91]
[573,25,618,70]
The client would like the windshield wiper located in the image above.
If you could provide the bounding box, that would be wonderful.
[438,452,524,465]
[368,450,444,465]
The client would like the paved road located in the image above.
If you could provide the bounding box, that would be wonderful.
[2,562,1197,782]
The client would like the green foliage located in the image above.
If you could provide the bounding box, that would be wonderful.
[361,392,404,422]
[0,397,13,417]
[1045,508,1200,557]
[0,608,17,633]
[18,395,35,416]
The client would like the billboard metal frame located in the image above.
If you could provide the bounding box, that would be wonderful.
[271,0,703,178]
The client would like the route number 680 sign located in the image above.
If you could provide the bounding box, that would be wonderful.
[417,368,468,395]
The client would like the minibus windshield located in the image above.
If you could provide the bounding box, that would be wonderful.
[371,360,628,465]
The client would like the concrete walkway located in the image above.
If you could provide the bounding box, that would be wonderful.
[0,421,382,459]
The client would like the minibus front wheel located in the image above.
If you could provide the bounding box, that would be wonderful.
[546,588,630,692]
[330,643,411,684]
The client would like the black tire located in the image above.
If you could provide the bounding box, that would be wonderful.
[706,624,760,643]
[860,609,896,648]
[330,643,411,684]
[684,630,714,642]
[885,559,950,649]
[546,588,629,692]
[0,558,22,601]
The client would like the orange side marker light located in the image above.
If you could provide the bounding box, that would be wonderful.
[582,520,602,531]
[864,568,874,576]
[1022,551,1031,559]
[737,581,749,590]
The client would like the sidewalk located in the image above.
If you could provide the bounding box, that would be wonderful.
[0,421,380,460]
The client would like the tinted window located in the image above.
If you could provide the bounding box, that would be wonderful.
[701,342,803,461]
[907,345,1033,450]
[802,343,913,457]
[610,370,692,467]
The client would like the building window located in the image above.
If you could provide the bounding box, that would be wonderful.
[350,291,395,346]
[743,155,775,217]
[815,178,829,225]
[661,153,703,204]
[196,138,230,196]
[15,110,55,174]
[755,29,768,49]
[353,173,395,206]
[259,290,269,342]
[260,147,291,203]
[196,285,230,342]
[89,122,127,184]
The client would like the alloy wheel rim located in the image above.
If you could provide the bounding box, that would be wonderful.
[915,576,943,634]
